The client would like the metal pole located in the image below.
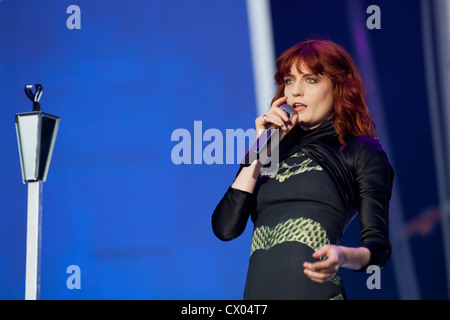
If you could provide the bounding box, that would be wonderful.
[25,181,43,300]
[16,84,60,300]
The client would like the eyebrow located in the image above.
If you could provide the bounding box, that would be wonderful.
[283,73,317,78]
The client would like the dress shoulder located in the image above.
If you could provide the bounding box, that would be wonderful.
[344,136,392,172]
[345,135,384,153]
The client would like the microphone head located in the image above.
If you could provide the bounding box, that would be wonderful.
[280,104,294,119]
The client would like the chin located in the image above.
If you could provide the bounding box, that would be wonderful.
[298,120,319,131]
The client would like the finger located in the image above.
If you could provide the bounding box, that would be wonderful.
[304,265,336,278]
[313,244,331,259]
[286,113,298,128]
[255,114,277,130]
[271,96,288,108]
[270,104,291,123]
[303,259,336,272]
[269,97,290,122]
[262,113,287,129]
[303,268,335,283]
[304,270,331,282]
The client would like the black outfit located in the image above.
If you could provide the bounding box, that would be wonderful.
[212,120,394,300]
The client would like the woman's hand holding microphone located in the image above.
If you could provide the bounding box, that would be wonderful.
[231,97,298,193]
[255,96,298,142]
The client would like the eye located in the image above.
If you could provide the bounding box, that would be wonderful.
[284,78,294,85]
[306,77,318,83]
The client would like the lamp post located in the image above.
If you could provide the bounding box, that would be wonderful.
[15,84,60,300]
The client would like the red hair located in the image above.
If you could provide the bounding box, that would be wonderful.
[272,39,376,144]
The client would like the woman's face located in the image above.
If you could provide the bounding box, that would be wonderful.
[283,63,334,130]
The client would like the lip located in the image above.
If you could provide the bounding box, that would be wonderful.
[293,102,307,112]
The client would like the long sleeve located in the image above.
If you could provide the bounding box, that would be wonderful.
[212,186,256,241]
[351,136,394,270]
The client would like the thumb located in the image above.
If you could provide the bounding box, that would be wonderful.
[279,113,299,142]
[313,245,330,259]
[287,113,299,130]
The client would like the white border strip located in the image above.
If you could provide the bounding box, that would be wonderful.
[246,0,277,116]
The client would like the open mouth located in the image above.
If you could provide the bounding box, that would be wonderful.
[293,103,307,112]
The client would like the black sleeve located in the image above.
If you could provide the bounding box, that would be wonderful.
[211,166,257,241]
[351,137,394,271]
[211,186,256,241]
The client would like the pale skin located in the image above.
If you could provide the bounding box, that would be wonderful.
[232,63,370,283]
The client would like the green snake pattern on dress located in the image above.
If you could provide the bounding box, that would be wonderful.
[251,218,328,254]
[270,151,323,182]
[250,217,342,286]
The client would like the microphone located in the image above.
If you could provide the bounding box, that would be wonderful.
[241,104,294,166]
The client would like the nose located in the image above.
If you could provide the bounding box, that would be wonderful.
[292,81,304,97]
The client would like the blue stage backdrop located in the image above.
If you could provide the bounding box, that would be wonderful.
[0,0,445,300]
[0,0,256,299]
